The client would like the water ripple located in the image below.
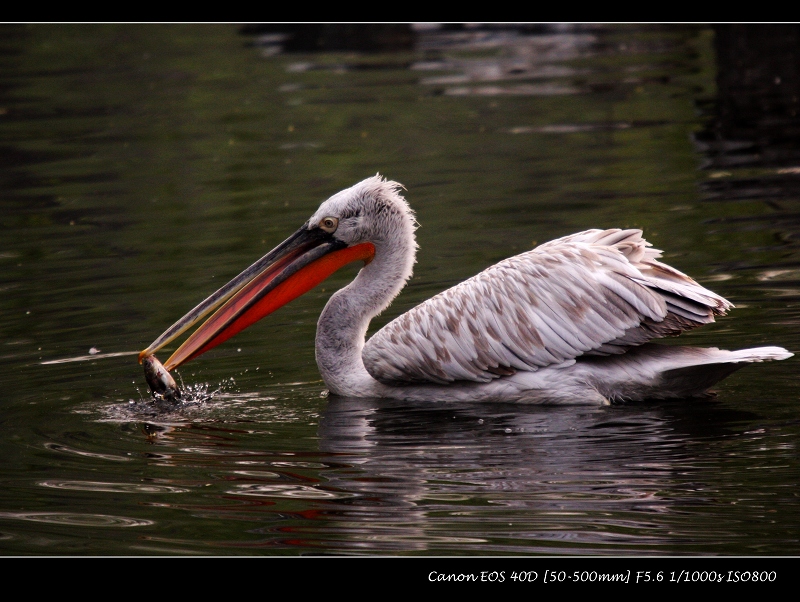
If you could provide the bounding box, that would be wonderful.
[38,480,189,494]
[0,512,153,527]
[44,442,131,462]
[227,484,350,499]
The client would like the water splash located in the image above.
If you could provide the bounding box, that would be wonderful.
[142,374,234,409]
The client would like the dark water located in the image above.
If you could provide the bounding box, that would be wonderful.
[1,24,799,556]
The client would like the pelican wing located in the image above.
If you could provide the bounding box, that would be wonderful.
[362,229,732,385]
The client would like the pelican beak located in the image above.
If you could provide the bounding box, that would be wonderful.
[139,226,375,371]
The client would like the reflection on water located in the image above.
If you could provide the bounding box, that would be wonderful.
[0,24,799,555]
[311,399,790,554]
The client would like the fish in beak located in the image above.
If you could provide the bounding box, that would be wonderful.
[139,224,375,372]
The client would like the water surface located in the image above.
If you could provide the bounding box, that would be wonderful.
[1,24,799,556]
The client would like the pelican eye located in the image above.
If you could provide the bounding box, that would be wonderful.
[319,217,339,233]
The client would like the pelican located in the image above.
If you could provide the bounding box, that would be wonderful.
[139,175,792,404]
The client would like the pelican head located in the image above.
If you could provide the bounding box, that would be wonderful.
[308,175,416,248]
[139,175,415,371]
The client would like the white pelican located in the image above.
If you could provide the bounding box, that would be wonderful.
[140,175,792,404]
